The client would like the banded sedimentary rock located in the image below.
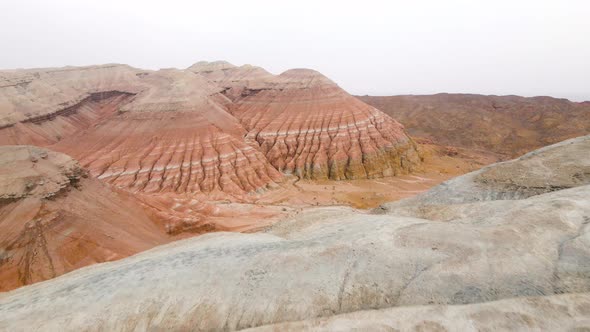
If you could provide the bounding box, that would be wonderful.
[56,111,282,195]
[0,62,423,196]
[0,146,168,292]
[0,92,134,146]
[229,68,421,180]
[0,64,145,146]
[0,66,283,196]
[1,136,589,330]
[54,69,283,195]
[0,64,145,127]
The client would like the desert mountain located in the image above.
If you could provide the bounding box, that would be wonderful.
[52,69,283,196]
[0,145,168,292]
[1,135,588,330]
[360,93,590,158]
[0,63,420,197]
[213,65,421,180]
[0,62,425,239]
[0,65,143,146]
[0,65,283,196]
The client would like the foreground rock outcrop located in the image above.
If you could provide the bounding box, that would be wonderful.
[360,93,590,158]
[1,136,588,330]
[249,293,590,331]
[0,146,169,292]
[378,134,590,210]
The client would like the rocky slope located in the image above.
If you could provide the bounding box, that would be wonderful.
[359,93,590,158]
[1,135,588,330]
[250,293,590,331]
[0,146,168,292]
[0,62,424,237]
[0,65,284,197]
[53,69,283,196]
[0,64,144,128]
[227,67,421,180]
[378,134,590,210]
[0,63,421,197]
[0,92,134,146]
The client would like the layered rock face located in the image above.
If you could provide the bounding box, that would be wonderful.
[229,68,420,180]
[0,63,422,195]
[0,146,168,292]
[0,64,144,127]
[0,66,284,196]
[360,93,590,158]
[1,136,588,330]
[0,92,133,146]
[54,69,282,195]
[57,112,281,195]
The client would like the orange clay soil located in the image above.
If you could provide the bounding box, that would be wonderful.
[149,140,500,236]
[252,140,499,210]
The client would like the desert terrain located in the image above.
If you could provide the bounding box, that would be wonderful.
[360,94,590,158]
[1,134,589,331]
[0,61,589,330]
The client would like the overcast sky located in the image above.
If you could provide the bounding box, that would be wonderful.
[1,0,589,101]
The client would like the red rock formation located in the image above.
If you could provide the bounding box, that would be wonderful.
[0,146,169,292]
[55,110,282,195]
[1,63,421,193]
[52,69,283,196]
[0,66,284,197]
[359,93,590,158]
[228,68,421,180]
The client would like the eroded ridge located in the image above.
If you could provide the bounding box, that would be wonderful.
[1,63,424,196]
[55,111,282,195]
[0,66,285,196]
[359,93,590,158]
[230,69,421,180]
[0,92,134,146]
[0,64,145,127]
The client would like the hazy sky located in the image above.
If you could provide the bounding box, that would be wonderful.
[1,0,589,101]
